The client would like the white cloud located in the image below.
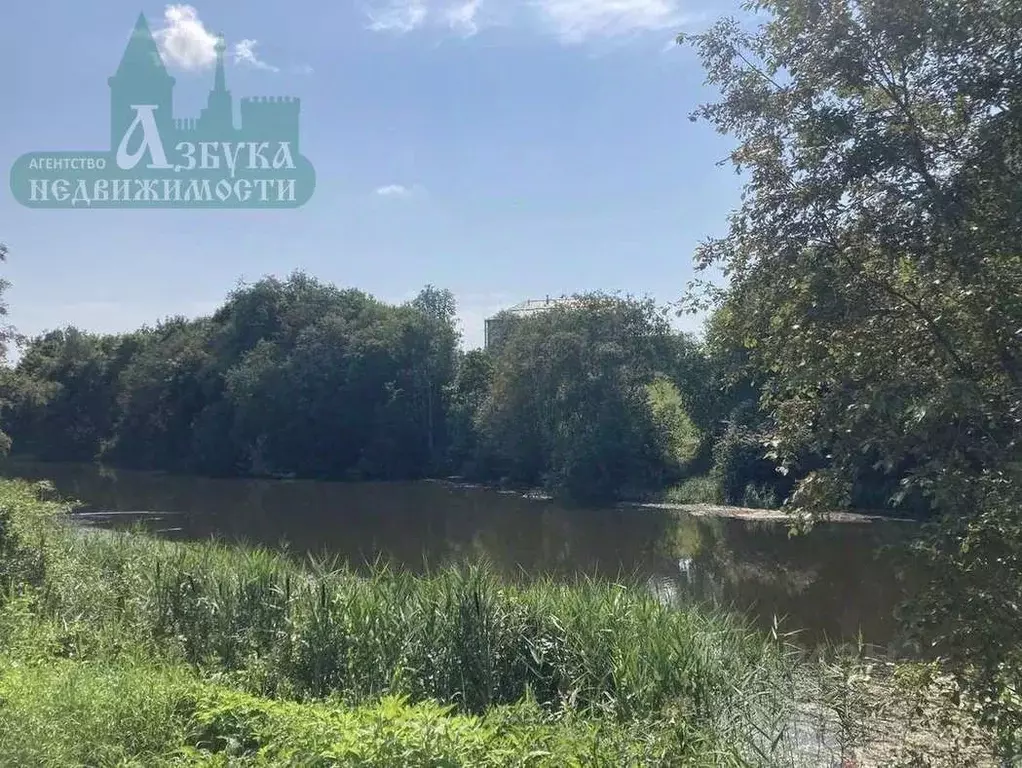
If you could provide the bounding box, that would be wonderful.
[367,0,428,33]
[153,4,218,70]
[533,0,686,43]
[375,184,413,197]
[365,0,691,42]
[233,39,280,72]
[152,6,282,73]
[445,0,483,36]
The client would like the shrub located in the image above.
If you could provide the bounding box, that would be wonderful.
[646,376,703,472]
[663,474,723,505]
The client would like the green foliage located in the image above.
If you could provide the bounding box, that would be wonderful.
[7,274,462,484]
[0,272,781,508]
[646,376,703,470]
[0,481,785,729]
[41,520,779,722]
[182,687,718,767]
[683,0,1022,754]
[0,480,772,763]
[710,415,788,508]
[0,479,63,589]
[0,242,17,457]
[662,475,723,505]
[446,349,494,474]
[900,468,1022,755]
[0,657,197,767]
[683,0,1022,510]
[102,320,211,470]
[474,294,683,502]
[0,655,734,768]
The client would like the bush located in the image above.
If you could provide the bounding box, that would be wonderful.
[646,376,703,472]
[0,656,731,768]
[0,480,61,590]
[663,474,723,504]
[711,423,784,506]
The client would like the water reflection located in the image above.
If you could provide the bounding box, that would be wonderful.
[0,460,916,649]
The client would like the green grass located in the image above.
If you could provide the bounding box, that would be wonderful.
[0,479,1002,766]
[0,651,721,767]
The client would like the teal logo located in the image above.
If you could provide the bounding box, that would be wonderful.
[10,13,315,209]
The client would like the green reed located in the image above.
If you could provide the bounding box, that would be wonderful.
[13,490,790,734]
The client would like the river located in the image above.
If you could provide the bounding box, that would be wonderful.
[0,460,918,652]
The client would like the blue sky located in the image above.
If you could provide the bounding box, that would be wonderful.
[0,0,744,351]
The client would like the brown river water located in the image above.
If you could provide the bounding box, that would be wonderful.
[0,460,920,652]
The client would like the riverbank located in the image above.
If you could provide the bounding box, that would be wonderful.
[435,476,914,524]
[620,501,916,524]
[0,479,998,766]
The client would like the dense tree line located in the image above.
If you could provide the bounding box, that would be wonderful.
[0,277,773,510]
[0,279,745,505]
[3,276,459,483]
[0,270,943,514]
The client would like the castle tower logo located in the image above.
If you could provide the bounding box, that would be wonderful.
[9,13,315,209]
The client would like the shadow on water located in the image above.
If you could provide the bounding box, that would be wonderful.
[0,459,919,652]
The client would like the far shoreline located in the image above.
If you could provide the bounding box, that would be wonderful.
[617,500,917,524]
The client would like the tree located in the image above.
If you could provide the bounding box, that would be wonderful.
[474,293,683,502]
[103,318,214,470]
[447,348,494,474]
[5,273,466,483]
[0,243,12,361]
[5,328,136,461]
[410,285,460,472]
[683,0,1022,751]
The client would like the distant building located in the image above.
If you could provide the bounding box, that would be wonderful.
[483,296,579,350]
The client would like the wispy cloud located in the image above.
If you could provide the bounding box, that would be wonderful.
[445,0,483,36]
[367,0,428,33]
[533,0,688,43]
[233,39,279,72]
[375,184,413,197]
[152,5,283,73]
[364,0,693,42]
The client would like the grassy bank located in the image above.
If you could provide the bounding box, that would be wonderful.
[0,480,999,766]
[0,649,708,767]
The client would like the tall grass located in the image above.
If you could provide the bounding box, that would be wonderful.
[44,519,793,726]
[0,479,1001,766]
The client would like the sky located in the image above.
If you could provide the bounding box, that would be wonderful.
[0,0,747,351]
